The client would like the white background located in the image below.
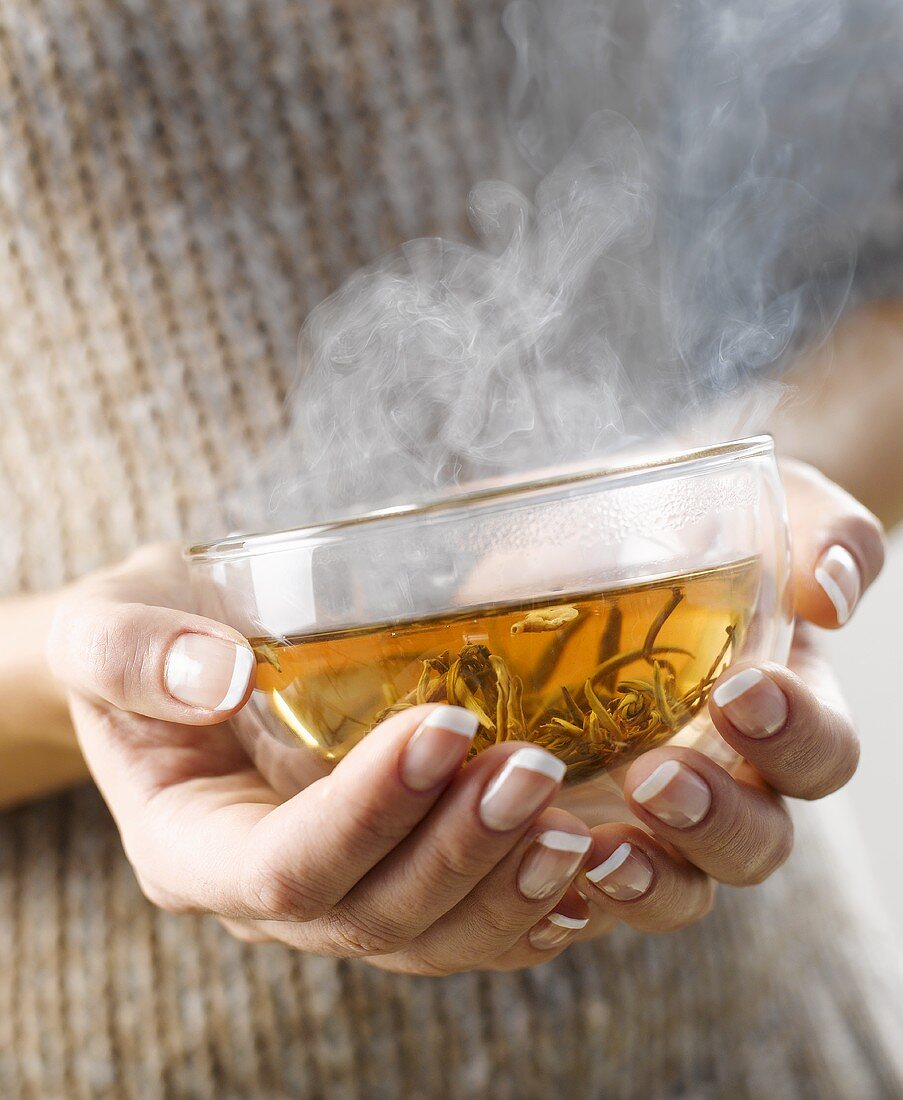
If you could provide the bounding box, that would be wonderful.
[827,528,903,932]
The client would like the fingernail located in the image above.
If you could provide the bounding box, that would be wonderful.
[529,912,588,950]
[479,747,566,832]
[712,668,788,739]
[815,545,860,625]
[632,760,711,828]
[400,706,478,791]
[585,842,653,900]
[518,830,592,900]
[165,634,254,711]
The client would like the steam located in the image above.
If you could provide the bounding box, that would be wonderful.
[249,0,903,528]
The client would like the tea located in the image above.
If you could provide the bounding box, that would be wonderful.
[251,557,759,783]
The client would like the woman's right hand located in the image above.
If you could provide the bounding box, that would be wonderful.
[46,544,608,974]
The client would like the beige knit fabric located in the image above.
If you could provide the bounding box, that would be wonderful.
[0,2,902,1097]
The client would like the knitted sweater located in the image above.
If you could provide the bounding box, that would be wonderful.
[0,2,901,1097]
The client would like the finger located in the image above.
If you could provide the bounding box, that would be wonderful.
[708,658,859,800]
[222,704,489,925]
[77,699,479,923]
[396,888,596,975]
[388,807,590,973]
[580,825,715,933]
[782,458,885,627]
[359,889,599,975]
[485,888,598,971]
[481,906,618,974]
[259,742,568,956]
[623,747,794,886]
[48,594,256,724]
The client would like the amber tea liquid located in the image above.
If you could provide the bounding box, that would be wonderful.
[250,557,759,783]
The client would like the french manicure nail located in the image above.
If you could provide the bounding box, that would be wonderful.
[165,634,254,711]
[548,912,588,930]
[400,706,478,791]
[518,830,592,900]
[815,544,860,625]
[479,747,566,832]
[529,912,588,950]
[711,668,788,739]
[585,842,653,901]
[632,760,711,828]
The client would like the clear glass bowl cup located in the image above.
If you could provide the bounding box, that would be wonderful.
[186,436,792,797]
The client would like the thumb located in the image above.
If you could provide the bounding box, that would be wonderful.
[782,458,886,628]
[47,595,255,723]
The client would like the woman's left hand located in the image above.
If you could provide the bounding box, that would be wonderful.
[485,458,886,966]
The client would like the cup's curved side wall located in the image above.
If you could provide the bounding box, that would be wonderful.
[186,439,793,795]
[189,450,785,641]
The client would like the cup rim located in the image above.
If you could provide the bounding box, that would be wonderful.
[186,434,774,563]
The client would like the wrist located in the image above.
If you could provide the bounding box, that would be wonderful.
[0,586,89,809]
[1,588,78,750]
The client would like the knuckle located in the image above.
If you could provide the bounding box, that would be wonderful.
[84,623,118,699]
[466,896,525,943]
[422,840,488,890]
[242,860,329,922]
[84,604,147,702]
[327,906,411,957]
[333,798,410,858]
[286,783,413,897]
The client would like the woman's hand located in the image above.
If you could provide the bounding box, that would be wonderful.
[568,459,885,941]
[46,545,597,974]
[44,459,884,973]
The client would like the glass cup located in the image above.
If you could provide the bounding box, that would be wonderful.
[186,436,792,797]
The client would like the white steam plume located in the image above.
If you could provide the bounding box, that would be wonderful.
[240,0,903,529]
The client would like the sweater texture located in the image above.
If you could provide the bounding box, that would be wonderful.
[0,2,901,1096]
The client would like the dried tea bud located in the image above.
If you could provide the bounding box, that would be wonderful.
[511,606,580,635]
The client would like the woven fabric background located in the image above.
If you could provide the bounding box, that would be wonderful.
[0,2,901,1096]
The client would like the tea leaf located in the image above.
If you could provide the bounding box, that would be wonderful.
[583,680,623,738]
[447,656,495,730]
[532,613,588,688]
[652,660,678,728]
[550,716,584,736]
[587,645,690,687]
[254,643,283,673]
[511,606,579,635]
[560,685,585,726]
[508,674,526,738]
[643,588,683,657]
[597,606,623,690]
